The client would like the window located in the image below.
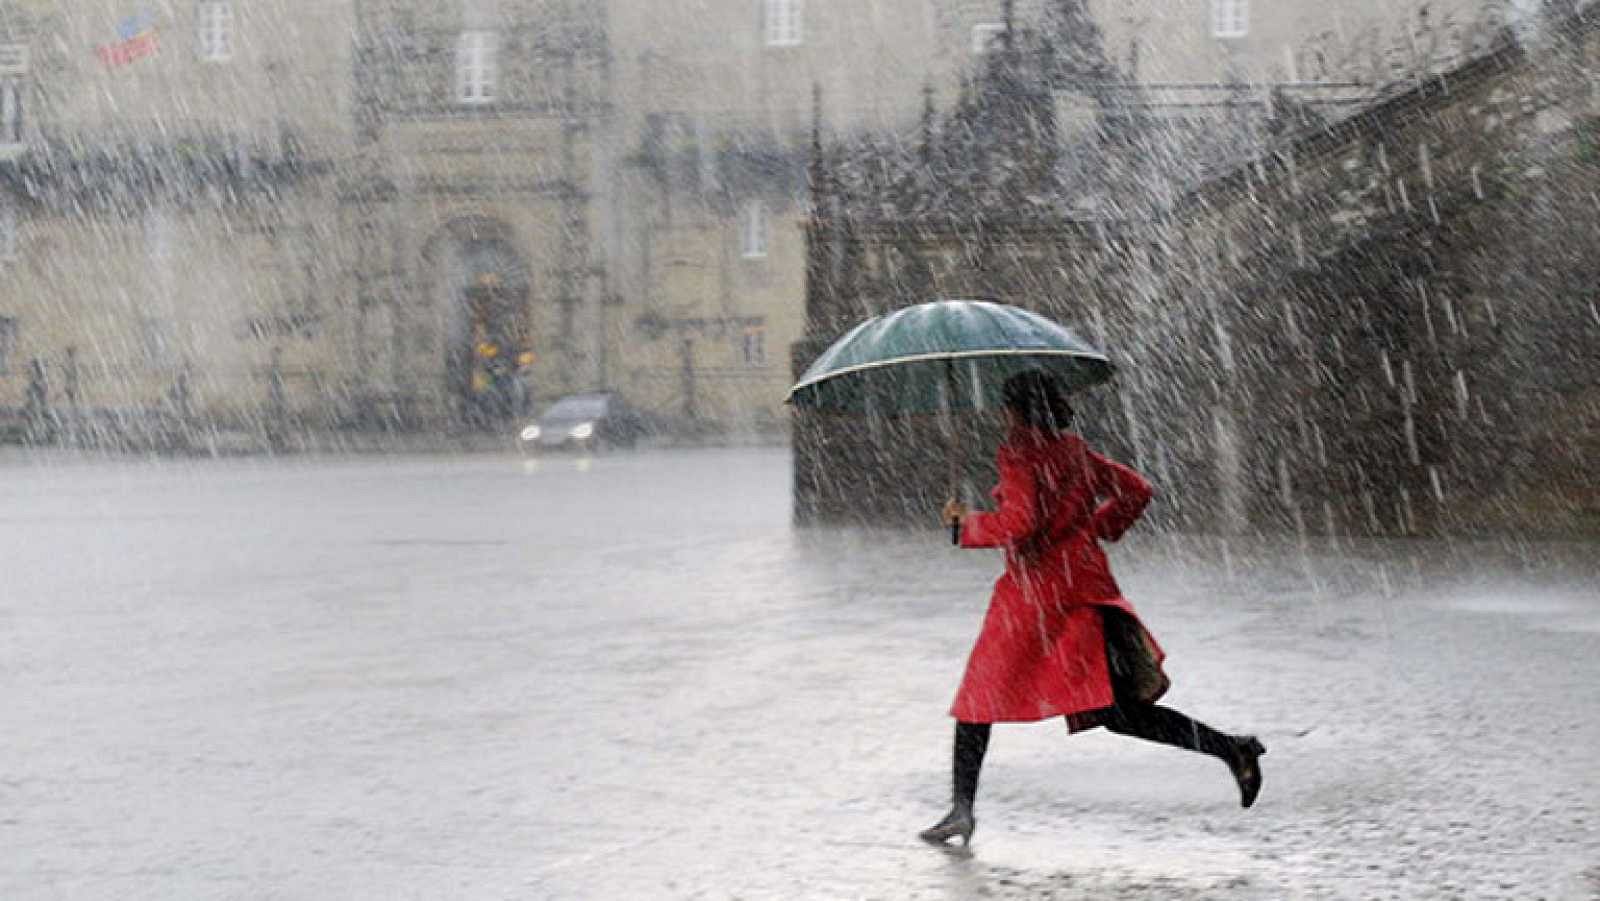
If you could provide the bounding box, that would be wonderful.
[0,44,25,72]
[0,316,15,375]
[0,78,20,146]
[0,202,15,261]
[1509,0,1543,37]
[741,325,767,367]
[740,200,768,259]
[456,31,499,105]
[0,80,17,153]
[140,318,176,368]
[197,1,233,62]
[764,0,803,47]
[544,395,610,420]
[1211,0,1248,38]
[972,22,1006,54]
[0,44,26,148]
[144,207,174,260]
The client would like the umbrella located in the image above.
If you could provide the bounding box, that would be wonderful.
[786,299,1115,538]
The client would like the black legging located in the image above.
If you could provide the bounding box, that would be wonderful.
[949,702,1234,810]
[952,719,992,812]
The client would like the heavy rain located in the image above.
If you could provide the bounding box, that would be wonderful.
[1,1,1597,898]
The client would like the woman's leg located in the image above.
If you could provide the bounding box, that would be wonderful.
[1099,701,1264,808]
[952,721,992,811]
[1096,608,1265,807]
[1099,701,1234,759]
[922,721,990,845]
[1098,607,1234,760]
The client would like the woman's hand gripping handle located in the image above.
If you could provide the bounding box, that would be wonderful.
[942,498,969,546]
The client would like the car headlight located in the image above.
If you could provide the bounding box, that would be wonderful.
[570,422,595,439]
[520,425,542,442]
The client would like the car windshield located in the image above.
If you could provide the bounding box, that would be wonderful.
[541,395,609,421]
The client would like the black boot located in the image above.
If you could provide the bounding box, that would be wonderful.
[919,804,975,846]
[1227,736,1267,808]
[921,722,989,846]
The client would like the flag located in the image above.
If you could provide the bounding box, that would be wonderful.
[97,10,159,68]
[116,11,156,43]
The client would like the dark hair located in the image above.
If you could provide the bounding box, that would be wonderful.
[1001,369,1075,432]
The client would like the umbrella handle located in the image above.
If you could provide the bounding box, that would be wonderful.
[944,358,962,548]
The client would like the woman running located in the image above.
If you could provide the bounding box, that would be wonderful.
[922,370,1265,847]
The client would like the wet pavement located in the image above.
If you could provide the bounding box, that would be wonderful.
[2,448,1597,899]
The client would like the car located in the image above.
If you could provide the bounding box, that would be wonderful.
[517,392,645,452]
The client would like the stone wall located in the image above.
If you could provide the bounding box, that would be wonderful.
[796,9,1600,537]
[1164,15,1600,537]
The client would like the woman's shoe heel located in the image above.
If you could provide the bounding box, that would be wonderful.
[919,808,976,846]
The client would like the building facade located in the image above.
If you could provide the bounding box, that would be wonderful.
[0,0,1497,447]
[0,0,354,445]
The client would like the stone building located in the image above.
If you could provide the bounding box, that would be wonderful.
[795,1,1600,537]
[0,0,957,444]
[0,0,1503,448]
[0,0,355,446]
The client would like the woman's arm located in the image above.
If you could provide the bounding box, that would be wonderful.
[1088,451,1153,542]
[958,456,1039,549]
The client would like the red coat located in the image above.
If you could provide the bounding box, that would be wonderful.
[951,428,1168,725]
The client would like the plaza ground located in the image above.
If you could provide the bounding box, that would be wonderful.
[2,448,1596,899]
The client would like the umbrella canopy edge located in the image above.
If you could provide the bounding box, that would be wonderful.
[785,348,1114,404]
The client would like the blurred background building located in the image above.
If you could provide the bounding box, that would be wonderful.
[0,0,1510,448]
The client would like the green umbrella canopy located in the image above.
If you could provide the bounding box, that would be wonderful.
[786,299,1115,415]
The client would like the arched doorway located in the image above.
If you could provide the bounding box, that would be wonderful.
[421,217,533,429]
